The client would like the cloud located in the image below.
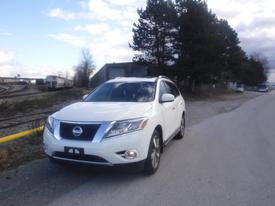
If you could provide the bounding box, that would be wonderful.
[89,29,136,65]
[48,8,74,20]
[0,64,74,79]
[21,65,74,79]
[0,49,73,78]
[0,50,15,64]
[88,0,139,21]
[74,23,110,35]
[47,0,275,69]
[236,17,275,37]
[88,0,120,20]
[47,0,146,67]
[47,0,141,22]
[105,0,139,5]
[269,70,275,82]
[47,8,90,20]
[0,49,24,77]
[49,33,86,47]
[240,36,275,67]
[0,49,25,77]
[208,0,275,68]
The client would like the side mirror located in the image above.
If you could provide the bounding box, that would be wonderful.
[82,94,88,100]
[161,93,175,103]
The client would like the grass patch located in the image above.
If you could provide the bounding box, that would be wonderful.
[182,88,234,101]
[0,134,44,171]
[0,88,87,117]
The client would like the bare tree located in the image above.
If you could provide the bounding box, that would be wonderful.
[74,48,96,87]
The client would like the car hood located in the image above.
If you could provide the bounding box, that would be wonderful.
[54,102,153,122]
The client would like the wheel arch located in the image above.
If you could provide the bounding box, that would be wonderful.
[155,125,164,153]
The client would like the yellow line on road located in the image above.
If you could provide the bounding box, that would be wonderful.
[0,126,44,144]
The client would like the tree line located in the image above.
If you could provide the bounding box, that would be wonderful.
[130,0,269,87]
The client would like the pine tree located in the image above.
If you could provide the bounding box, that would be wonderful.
[175,0,225,83]
[216,19,247,83]
[242,56,268,86]
[130,0,268,87]
[130,0,177,66]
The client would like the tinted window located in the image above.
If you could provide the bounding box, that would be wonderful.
[258,85,267,89]
[159,81,168,98]
[85,82,156,102]
[160,81,180,97]
[166,82,180,97]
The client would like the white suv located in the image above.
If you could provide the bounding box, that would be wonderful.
[43,76,186,174]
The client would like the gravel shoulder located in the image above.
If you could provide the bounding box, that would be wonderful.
[186,91,262,126]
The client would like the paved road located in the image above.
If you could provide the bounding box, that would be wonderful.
[1,92,275,206]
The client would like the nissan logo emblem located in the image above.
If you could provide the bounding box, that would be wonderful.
[72,126,83,137]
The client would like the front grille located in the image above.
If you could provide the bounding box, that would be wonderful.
[54,152,108,163]
[59,122,100,141]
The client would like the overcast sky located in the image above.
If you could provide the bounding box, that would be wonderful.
[0,0,274,81]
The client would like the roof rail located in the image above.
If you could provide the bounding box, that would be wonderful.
[158,75,170,80]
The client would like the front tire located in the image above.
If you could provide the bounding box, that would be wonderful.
[144,130,161,175]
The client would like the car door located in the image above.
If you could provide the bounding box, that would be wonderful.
[159,81,178,141]
[165,81,183,130]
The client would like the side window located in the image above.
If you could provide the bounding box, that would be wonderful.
[165,81,180,97]
[159,81,168,100]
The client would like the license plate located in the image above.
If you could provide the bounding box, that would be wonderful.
[64,147,84,155]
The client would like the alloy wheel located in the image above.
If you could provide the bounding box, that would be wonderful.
[151,135,161,169]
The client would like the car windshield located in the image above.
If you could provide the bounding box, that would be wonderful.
[85,82,156,102]
[258,85,267,89]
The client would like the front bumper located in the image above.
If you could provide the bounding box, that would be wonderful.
[43,126,151,166]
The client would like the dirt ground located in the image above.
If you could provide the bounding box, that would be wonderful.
[185,91,262,126]
[0,91,262,172]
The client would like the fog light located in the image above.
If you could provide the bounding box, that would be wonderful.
[125,150,137,160]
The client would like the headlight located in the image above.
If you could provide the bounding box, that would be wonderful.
[45,115,55,134]
[106,118,148,138]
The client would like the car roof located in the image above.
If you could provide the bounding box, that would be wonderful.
[107,76,173,83]
[107,77,157,83]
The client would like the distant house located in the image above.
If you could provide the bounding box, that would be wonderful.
[89,62,152,88]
